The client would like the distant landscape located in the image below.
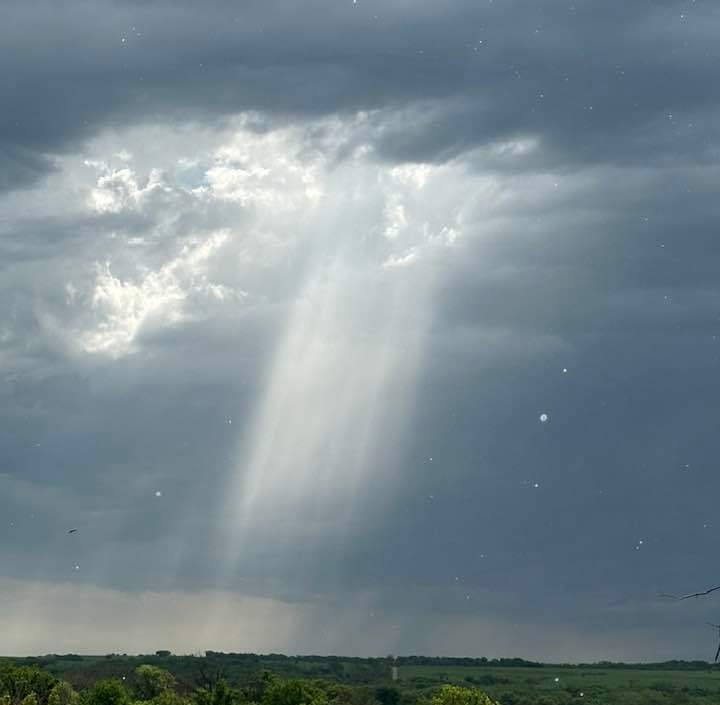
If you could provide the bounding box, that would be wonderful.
[3,652,720,705]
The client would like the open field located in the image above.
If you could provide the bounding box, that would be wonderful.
[398,664,720,703]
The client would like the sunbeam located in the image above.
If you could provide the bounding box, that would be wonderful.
[229,260,432,530]
[203,129,471,637]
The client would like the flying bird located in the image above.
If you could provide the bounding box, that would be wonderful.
[67,528,78,534]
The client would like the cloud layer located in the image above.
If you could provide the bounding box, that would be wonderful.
[2,0,720,661]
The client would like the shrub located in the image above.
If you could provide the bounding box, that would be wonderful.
[430,685,497,705]
[133,667,175,701]
[83,681,131,705]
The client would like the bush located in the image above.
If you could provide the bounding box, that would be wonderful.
[133,667,175,701]
[373,689,399,705]
[430,685,497,705]
[192,681,239,705]
[48,683,78,705]
[242,672,276,703]
[262,681,327,705]
[83,681,131,705]
[0,666,58,705]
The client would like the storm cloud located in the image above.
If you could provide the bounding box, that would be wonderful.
[1,0,719,661]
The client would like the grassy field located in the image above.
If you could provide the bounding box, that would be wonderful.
[398,663,720,703]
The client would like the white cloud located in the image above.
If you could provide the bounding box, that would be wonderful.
[389,163,432,189]
[383,194,407,240]
[383,249,419,268]
[85,162,172,214]
[77,231,239,357]
[204,128,325,207]
[42,115,545,361]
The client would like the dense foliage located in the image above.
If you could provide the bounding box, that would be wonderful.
[2,656,720,705]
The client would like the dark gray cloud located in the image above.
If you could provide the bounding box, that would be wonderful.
[1,0,720,662]
[2,0,718,190]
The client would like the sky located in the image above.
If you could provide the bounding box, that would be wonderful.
[2,0,720,662]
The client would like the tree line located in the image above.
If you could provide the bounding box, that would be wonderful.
[0,664,498,705]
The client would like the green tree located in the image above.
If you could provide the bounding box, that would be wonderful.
[262,681,327,705]
[324,685,377,705]
[242,672,276,704]
[20,695,38,705]
[430,686,497,705]
[0,666,57,705]
[373,689,399,705]
[84,681,131,705]
[325,661,344,679]
[147,692,187,705]
[192,681,239,705]
[133,667,175,701]
[48,683,78,705]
